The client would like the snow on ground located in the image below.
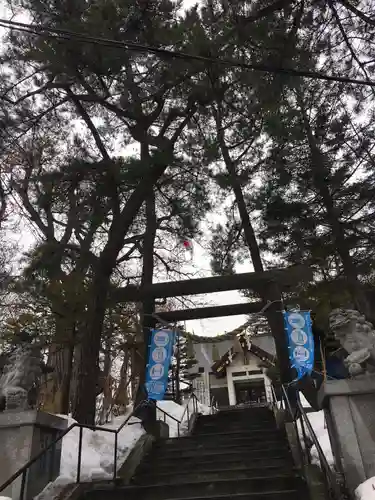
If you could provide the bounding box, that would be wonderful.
[355,477,375,499]
[157,400,186,436]
[35,399,208,499]
[157,399,211,437]
[297,393,334,467]
[35,414,145,500]
[59,415,145,480]
[306,410,334,467]
[299,393,311,408]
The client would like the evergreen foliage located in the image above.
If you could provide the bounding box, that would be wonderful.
[2,0,375,421]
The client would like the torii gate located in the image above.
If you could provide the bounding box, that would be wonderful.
[113,265,315,401]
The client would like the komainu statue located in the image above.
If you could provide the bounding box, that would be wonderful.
[0,332,52,411]
[329,308,375,377]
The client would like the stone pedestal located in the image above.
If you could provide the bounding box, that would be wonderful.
[318,378,375,493]
[0,411,68,500]
[143,420,169,439]
[157,420,169,439]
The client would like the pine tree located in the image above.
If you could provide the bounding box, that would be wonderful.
[2,0,220,422]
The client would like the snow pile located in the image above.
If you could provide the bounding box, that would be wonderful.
[35,398,208,499]
[300,393,311,408]
[307,411,334,467]
[157,400,189,436]
[297,392,333,467]
[355,477,375,499]
[35,414,145,500]
[196,401,212,416]
[59,415,144,480]
[34,477,72,500]
[157,399,211,437]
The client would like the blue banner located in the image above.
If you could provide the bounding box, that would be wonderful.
[145,329,175,400]
[283,311,314,381]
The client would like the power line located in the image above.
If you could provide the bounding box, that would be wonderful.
[1,17,375,88]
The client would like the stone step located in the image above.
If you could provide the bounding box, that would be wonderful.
[159,430,285,447]
[155,436,286,453]
[134,464,298,485]
[198,413,273,422]
[154,440,288,457]
[216,406,272,414]
[194,419,277,428]
[83,476,305,500]
[195,415,276,426]
[199,414,275,424]
[189,431,282,441]
[142,445,292,467]
[192,422,278,434]
[137,455,293,476]
[83,489,303,500]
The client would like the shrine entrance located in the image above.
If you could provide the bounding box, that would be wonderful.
[113,265,318,409]
[234,379,267,406]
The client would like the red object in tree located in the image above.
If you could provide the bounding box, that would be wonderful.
[183,240,191,249]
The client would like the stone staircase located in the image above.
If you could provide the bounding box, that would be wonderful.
[82,406,309,500]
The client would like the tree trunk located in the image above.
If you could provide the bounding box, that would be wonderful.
[60,335,75,414]
[99,335,112,425]
[39,314,75,415]
[73,151,172,424]
[137,165,157,404]
[115,348,130,412]
[214,104,292,387]
[72,270,109,424]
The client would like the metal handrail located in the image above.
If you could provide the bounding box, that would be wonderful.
[270,383,281,410]
[210,396,218,414]
[158,392,199,437]
[180,393,198,423]
[275,384,347,500]
[156,405,181,424]
[157,403,183,437]
[1,393,202,499]
[0,402,144,499]
[296,400,333,476]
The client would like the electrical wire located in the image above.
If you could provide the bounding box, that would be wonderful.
[1,17,375,87]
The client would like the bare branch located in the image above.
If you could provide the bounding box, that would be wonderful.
[116,242,141,265]
[66,88,110,161]
[329,0,375,94]
[338,0,375,27]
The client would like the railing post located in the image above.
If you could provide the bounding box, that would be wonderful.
[299,412,311,464]
[113,433,118,481]
[77,427,83,483]
[19,470,27,500]
[49,433,58,482]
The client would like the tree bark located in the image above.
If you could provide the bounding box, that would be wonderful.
[136,160,157,404]
[214,103,292,387]
[40,313,75,414]
[60,327,75,415]
[72,272,108,424]
[99,332,112,425]
[115,348,129,412]
[72,153,171,424]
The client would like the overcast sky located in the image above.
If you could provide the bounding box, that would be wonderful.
[0,0,251,337]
